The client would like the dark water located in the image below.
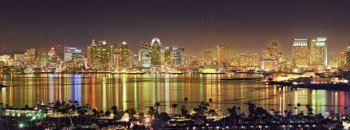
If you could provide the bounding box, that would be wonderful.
[0,73,348,115]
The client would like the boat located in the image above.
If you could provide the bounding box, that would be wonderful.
[199,68,226,74]
[162,70,184,74]
[291,77,350,90]
[221,77,262,81]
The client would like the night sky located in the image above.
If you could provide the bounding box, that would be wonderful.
[1,0,350,56]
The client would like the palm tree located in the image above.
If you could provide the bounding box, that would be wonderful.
[184,97,188,108]
[111,106,118,114]
[288,103,292,112]
[172,103,178,115]
[306,104,313,115]
[155,102,161,112]
[297,103,301,114]
[209,98,213,109]
[345,106,348,115]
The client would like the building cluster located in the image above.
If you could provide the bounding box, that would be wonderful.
[0,38,186,73]
[1,36,350,73]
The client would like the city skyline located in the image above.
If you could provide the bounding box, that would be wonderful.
[1,0,350,55]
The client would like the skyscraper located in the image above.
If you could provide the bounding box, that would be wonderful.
[345,46,350,70]
[216,44,229,67]
[164,47,172,66]
[64,47,82,62]
[114,41,133,70]
[139,42,152,68]
[47,47,58,63]
[292,39,309,68]
[309,37,327,67]
[204,50,212,66]
[86,40,112,70]
[151,38,162,66]
[261,41,282,71]
[172,47,184,66]
[37,48,48,67]
[338,50,347,69]
[24,48,36,64]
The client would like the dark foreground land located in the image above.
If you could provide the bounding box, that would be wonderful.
[0,100,347,129]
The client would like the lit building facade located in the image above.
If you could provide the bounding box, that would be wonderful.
[113,41,133,70]
[0,55,11,65]
[292,39,309,68]
[164,47,172,66]
[87,40,112,70]
[338,50,347,69]
[261,41,282,71]
[204,50,212,66]
[172,47,184,66]
[139,42,152,68]
[151,38,162,66]
[37,48,48,67]
[309,37,327,67]
[216,44,229,67]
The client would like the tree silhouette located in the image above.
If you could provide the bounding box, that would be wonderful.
[172,103,178,115]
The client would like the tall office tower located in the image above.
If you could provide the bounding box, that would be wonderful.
[37,48,48,67]
[64,47,74,61]
[139,42,152,68]
[47,47,58,63]
[163,47,172,66]
[338,50,347,69]
[239,54,248,67]
[64,47,82,62]
[14,54,25,62]
[292,39,309,68]
[345,46,350,70]
[216,44,229,67]
[87,39,112,70]
[114,41,133,69]
[63,47,83,70]
[0,55,11,65]
[261,41,282,71]
[151,37,162,66]
[204,50,212,65]
[172,47,184,66]
[86,39,95,67]
[309,37,327,67]
[250,53,260,67]
[24,48,36,63]
[230,55,239,66]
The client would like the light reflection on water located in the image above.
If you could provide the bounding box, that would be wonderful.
[0,73,348,115]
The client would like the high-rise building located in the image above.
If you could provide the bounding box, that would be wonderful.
[309,37,327,66]
[238,53,260,67]
[47,47,58,63]
[37,48,48,67]
[261,41,282,71]
[139,42,152,68]
[24,48,36,63]
[0,55,11,65]
[216,44,229,67]
[64,47,82,62]
[164,47,172,66]
[239,54,248,67]
[86,40,112,70]
[204,50,212,66]
[338,50,347,69]
[172,47,184,66]
[292,39,309,68]
[151,38,162,66]
[113,41,133,70]
[345,46,350,70]
[249,53,260,67]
